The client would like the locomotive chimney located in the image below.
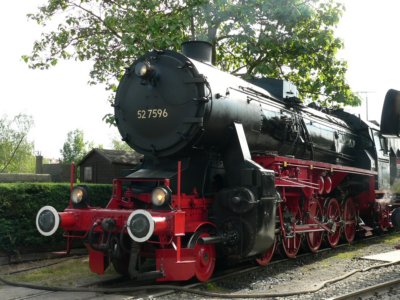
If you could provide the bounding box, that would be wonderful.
[181,41,213,64]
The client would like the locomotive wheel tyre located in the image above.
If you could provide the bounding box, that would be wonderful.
[306,201,323,253]
[374,203,388,233]
[342,198,357,243]
[110,235,132,276]
[324,176,332,194]
[256,237,276,266]
[192,232,216,282]
[281,206,303,258]
[391,207,400,229]
[325,198,341,248]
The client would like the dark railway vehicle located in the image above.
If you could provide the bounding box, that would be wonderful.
[36,41,400,282]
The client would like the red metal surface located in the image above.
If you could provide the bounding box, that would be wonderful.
[254,155,378,176]
[325,198,341,248]
[317,176,324,194]
[256,238,276,266]
[88,249,106,275]
[59,212,76,227]
[153,216,169,234]
[46,151,392,281]
[375,198,392,231]
[60,208,172,235]
[177,160,181,210]
[281,204,302,258]
[193,232,216,282]
[61,209,132,233]
[156,248,196,281]
[324,176,332,194]
[305,200,323,253]
[176,236,182,262]
[174,211,185,236]
[257,153,379,258]
[343,198,357,243]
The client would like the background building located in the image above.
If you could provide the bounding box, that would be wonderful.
[78,149,142,184]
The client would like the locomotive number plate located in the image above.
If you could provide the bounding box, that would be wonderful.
[137,108,168,119]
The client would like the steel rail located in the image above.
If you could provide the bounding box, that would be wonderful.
[139,237,367,299]
[327,277,400,300]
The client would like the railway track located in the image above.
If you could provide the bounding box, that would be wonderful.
[1,234,399,300]
[135,239,371,299]
[327,277,400,300]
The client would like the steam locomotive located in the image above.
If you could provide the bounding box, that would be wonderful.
[36,41,400,282]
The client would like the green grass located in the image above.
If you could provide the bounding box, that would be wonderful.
[327,232,400,260]
[205,281,227,292]
[5,257,117,287]
[381,233,400,245]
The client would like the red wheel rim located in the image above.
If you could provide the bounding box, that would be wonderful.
[256,238,276,266]
[194,233,216,282]
[375,203,388,232]
[324,176,332,194]
[318,176,325,194]
[282,206,302,258]
[343,198,356,243]
[306,201,323,253]
[326,198,341,248]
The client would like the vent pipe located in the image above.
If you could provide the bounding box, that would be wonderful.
[181,41,213,65]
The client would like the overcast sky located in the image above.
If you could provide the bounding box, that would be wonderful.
[336,0,400,121]
[0,1,119,159]
[0,0,399,159]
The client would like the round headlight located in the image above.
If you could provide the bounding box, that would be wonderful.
[135,62,149,77]
[151,187,170,206]
[71,186,88,207]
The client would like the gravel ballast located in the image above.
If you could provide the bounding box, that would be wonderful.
[157,232,400,300]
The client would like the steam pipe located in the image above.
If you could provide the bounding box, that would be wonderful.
[198,236,224,245]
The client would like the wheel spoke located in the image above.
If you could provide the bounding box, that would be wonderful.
[326,198,341,248]
[342,198,356,243]
[281,206,302,258]
[306,201,323,253]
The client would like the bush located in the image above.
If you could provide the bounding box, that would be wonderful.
[0,183,112,254]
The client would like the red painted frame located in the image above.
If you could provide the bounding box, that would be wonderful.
[53,154,393,280]
[56,162,214,280]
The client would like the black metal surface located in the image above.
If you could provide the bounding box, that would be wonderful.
[248,77,299,99]
[111,44,400,261]
[114,47,378,169]
[381,89,400,137]
[391,207,400,228]
[115,50,209,157]
[182,41,213,64]
[212,123,276,259]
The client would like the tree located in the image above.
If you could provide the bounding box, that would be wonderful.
[112,138,134,152]
[60,129,92,164]
[24,0,360,110]
[0,114,35,173]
